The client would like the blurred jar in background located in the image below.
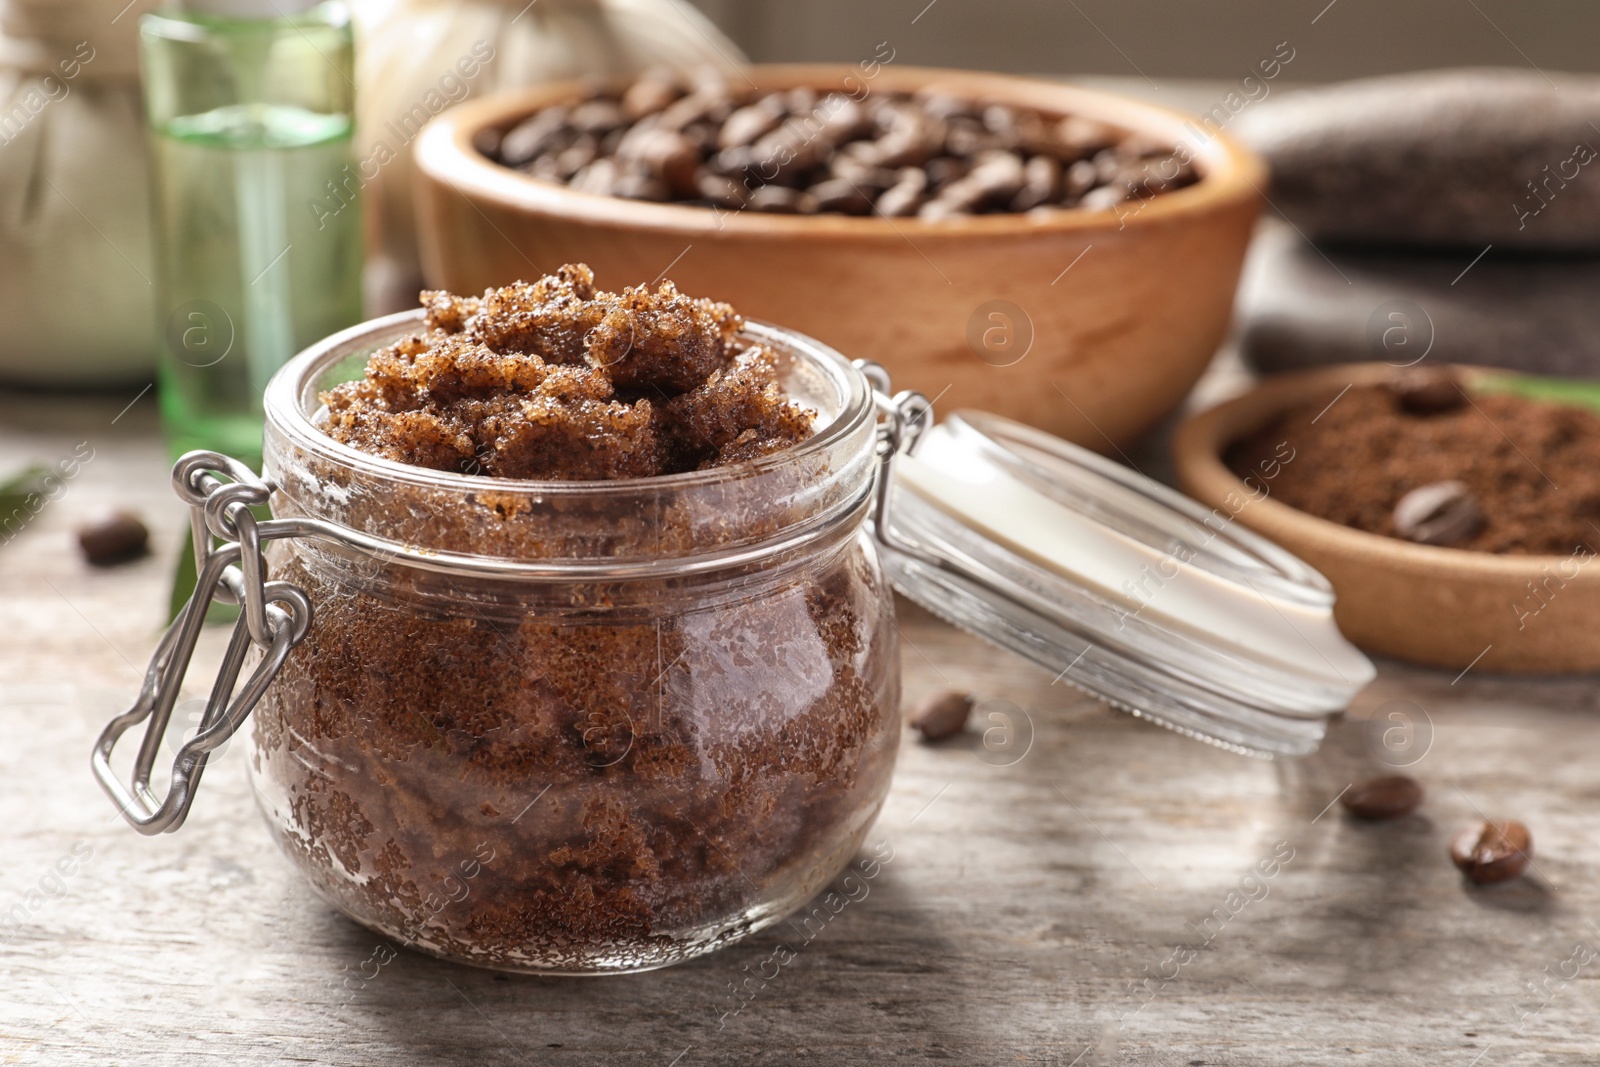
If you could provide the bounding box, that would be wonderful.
[0,0,161,389]
[142,0,363,466]
[350,0,743,309]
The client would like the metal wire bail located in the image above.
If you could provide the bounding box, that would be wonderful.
[854,359,940,568]
[92,452,313,835]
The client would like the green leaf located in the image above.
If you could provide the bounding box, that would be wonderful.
[0,467,49,547]
[0,465,47,497]
[1472,371,1600,414]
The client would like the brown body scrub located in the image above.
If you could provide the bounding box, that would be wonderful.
[252,267,898,972]
[1227,376,1600,554]
[320,264,813,480]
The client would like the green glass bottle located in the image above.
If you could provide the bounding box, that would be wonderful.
[141,0,362,467]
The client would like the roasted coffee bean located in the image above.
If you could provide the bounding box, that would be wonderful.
[984,104,1047,153]
[499,105,571,166]
[658,91,723,132]
[751,120,830,176]
[944,116,990,158]
[925,180,984,217]
[719,95,786,149]
[570,158,618,196]
[1058,116,1119,157]
[818,93,872,142]
[924,155,970,190]
[598,126,628,156]
[1011,155,1062,211]
[696,171,747,208]
[1079,184,1127,212]
[809,178,873,215]
[1117,134,1172,161]
[622,71,683,121]
[971,150,1026,197]
[747,185,817,214]
[567,99,626,134]
[553,134,599,179]
[785,86,818,115]
[981,104,1019,135]
[611,170,671,201]
[916,91,980,122]
[1391,368,1466,415]
[908,690,974,741]
[707,145,758,178]
[1450,819,1532,884]
[874,106,944,168]
[829,154,897,191]
[620,128,700,197]
[679,119,719,152]
[1341,775,1424,820]
[1393,480,1484,546]
[77,508,149,566]
[1092,148,1127,186]
[525,153,563,181]
[917,199,967,221]
[471,126,502,160]
[688,65,732,99]
[1064,158,1099,198]
[875,168,928,217]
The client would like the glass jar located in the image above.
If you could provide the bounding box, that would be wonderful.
[93,312,1374,975]
[244,313,894,974]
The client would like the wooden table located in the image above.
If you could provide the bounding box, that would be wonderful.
[4,385,1599,1067]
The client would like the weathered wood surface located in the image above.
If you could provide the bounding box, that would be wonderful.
[4,388,1600,1067]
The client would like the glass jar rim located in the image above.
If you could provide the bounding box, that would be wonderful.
[259,310,882,577]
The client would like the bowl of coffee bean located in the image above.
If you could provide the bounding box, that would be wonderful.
[1173,362,1600,672]
[413,64,1265,450]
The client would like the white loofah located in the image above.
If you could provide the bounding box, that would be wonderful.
[350,0,745,301]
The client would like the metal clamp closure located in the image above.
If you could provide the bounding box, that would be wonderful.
[855,359,942,569]
[92,452,314,835]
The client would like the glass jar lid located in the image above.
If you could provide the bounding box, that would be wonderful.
[878,408,1375,758]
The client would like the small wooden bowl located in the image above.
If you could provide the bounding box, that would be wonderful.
[413,64,1265,451]
[1173,363,1600,673]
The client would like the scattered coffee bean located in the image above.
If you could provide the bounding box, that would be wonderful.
[1450,819,1532,884]
[1390,368,1466,416]
[481,75,1199,218]
[1393,480,1485,546]
[908,690,975,742]
[77,508,149,566]
[1341,775,1424,820]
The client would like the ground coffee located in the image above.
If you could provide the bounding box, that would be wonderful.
[1227,374,1600,554]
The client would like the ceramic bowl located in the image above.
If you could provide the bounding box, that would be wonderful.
[1173,362,1600,673]
[412,64,1265,450]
